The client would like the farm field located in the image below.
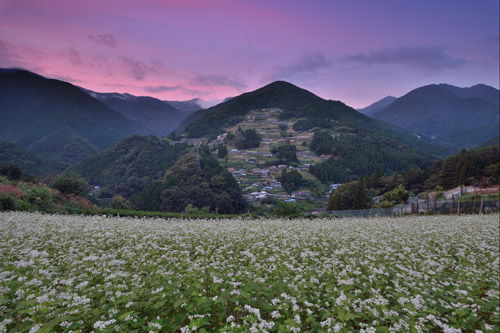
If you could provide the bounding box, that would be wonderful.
[0,212,498,332]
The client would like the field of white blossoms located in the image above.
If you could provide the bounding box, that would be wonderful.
[0,212,498,333]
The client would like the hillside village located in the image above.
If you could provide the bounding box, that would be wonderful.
[172,108,347,211]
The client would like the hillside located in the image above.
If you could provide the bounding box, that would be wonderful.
[0,69,148,165]
[371,84,500,148]
[67,135,190,198]
[131,145,247,214]
[0,141,65,175]
[84,90,188,136]
[357,96,397,116]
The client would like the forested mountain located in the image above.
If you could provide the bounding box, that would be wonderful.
[435,144,499,190]
[178,81,376,137]
[357,96,397,116]
[371,84,499,148]
[439,83,499,105]
[131,145,247,214]
[178,81,448,154]
[67,135,190,198]
[0,69,148,166]
[308,129,435,182]
[0,141,65,175]
[84,90,189,136]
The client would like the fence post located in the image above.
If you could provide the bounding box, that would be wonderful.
[451,194,454,214]
[457,199,460,215]
[480,197,484,214]
[474,192,477,212]
[433,198,436,214]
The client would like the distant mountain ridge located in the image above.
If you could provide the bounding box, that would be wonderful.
[82,90,196,137]
[0,69,148,166]
[370,83,499,148]
[164,98,202,114]
[357,96,397,116]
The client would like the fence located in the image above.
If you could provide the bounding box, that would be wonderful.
[328,197,500,218]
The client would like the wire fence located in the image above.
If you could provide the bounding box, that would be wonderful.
[328,197,500,218]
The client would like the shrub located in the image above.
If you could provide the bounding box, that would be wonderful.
[52,173,90,195]
[0,184,24,199]
[0,194,19,211]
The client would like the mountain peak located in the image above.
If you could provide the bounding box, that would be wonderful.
[357,96,397,116]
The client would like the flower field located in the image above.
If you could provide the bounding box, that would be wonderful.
[0,212,498,332]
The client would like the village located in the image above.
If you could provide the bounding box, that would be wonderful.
[170,108,342,211]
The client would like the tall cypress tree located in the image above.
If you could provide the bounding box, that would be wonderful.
[353,176,368,209]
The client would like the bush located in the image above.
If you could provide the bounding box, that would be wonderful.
[273,202,302,217]
[382,184,409,204]
[0,194,19,211]
[52,173,90,195]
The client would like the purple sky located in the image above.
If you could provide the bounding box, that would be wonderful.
[1,0,498,108]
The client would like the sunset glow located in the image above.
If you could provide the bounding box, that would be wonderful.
[0,0,498,107]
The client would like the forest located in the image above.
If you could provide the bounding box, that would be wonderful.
[131,145,247,214]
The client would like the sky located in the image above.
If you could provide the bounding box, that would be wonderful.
[0,0,498,108]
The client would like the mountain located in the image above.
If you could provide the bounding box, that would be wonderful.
[178,81,386,137]
[370,84,499,148]
[164,98,202,115]
[67,135,190,198]
[178,81,449,154]
[83,90,188,137]
[0,140,65,176]
[0,69,148,166]
[357,96,397,116]
[439,83,500,105]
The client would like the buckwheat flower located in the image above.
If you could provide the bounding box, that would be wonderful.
[76,281,89,289]
[336,290,346,306]
[226,315,235,323]
[60,321,72,328]
[180,326,191,333]
[28,323,43,333]
[271,310,280,318]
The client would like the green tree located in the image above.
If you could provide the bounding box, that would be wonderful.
[353,176,368,209]
[280,169,303,194]
[52,173,90,195]
[273,201,301,217]
[0,164,22,180]
[382,184,409,205]
[235,128,261,149]
[368,171,379,189]
[327,182,356,211]
[217,144,228,158]
[271,141,298,165]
